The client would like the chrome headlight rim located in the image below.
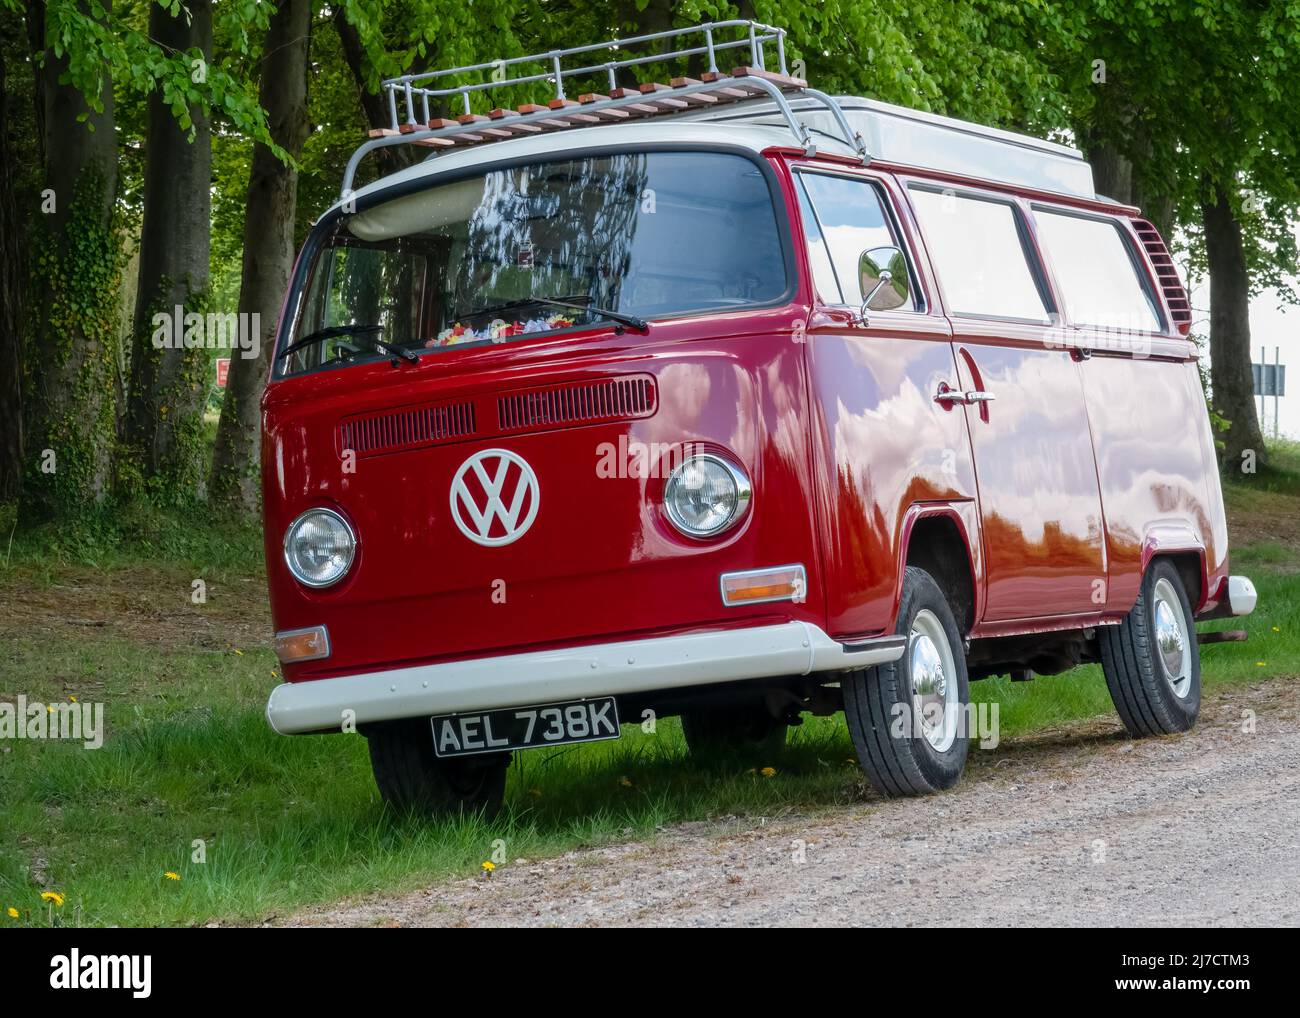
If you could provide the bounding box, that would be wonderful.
[662,452,753,539]
[283,507,358,589]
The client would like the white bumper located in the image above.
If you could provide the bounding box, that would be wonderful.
[266,622,905,735]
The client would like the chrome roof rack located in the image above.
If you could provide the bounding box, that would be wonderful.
[340,20,869,197]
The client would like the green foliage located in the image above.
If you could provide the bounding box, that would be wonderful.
[1036,1,1300,299]
[0,496,263,573]
[31,0,280,155]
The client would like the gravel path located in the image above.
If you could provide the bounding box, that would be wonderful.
[285,678,1300,927]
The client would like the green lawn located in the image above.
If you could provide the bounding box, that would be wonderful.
[1,455,1297,927]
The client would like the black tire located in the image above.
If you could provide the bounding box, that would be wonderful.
[1100,559,1200,736]
[843,565,970,796]
[680,704,787,760]
[365,718,509,818]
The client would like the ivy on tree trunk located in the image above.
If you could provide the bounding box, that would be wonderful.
[21,9,119,522]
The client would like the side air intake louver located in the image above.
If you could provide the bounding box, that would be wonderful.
[497,375,658,432]
[339,401,476,456]
[1132,219,1192,333]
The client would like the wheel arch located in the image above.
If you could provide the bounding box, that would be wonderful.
[892,504,980,635]
[1140,526,1208,612]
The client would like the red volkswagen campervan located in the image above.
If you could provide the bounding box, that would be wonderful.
[262,22,1257,815]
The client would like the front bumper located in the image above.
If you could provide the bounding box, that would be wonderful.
[265,622,905,735]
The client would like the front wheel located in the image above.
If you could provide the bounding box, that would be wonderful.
[843,565,971,796]
[1100,559,1200,736]
[366,718,509,818]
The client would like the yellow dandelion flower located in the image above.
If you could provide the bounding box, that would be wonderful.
[6,907,18,919]
[1257,661,1267,667]
[69,695,78,703]
[40,891,65,907]
[760,766,777,778]
[164,871,181,881]
[481,861,495,872]
[1272,626,1281,633]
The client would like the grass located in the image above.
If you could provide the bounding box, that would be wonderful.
[1,451,1298,927]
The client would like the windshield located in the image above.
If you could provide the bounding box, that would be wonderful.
[280,150,789,374]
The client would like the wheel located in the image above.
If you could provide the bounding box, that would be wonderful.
[1100,559,1200,736]
[843,565,970,796]
[679,703,788,760]
[365,718,510,818]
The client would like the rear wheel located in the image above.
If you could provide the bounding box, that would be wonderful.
[366,718,509,818]
[680,704,787,761]
[843,565,970,796]
[1100,559,1200,736]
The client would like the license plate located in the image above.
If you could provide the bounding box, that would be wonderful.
[429,696,620,758]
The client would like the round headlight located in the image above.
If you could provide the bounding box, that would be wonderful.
[663,453,752,538]
[284,508,357,588]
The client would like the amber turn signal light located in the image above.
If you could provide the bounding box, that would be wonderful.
[719,565,807,607]
[273,625,331,664]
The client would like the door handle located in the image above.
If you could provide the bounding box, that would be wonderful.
[934,386,995,406]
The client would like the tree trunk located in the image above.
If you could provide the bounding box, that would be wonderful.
[1086,141,1133,206]
[209,0,311,513]
[0,11,27,501]
[1201,178,1266,471]
[20,0,120,521]
[124,0,213,501]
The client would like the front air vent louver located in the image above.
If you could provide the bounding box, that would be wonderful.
[497,375,658,432]
[1133,219,1192,332]
[339,400,476,456]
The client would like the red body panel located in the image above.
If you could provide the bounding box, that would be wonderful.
[262,146,1228,687]
[263,309,827,681]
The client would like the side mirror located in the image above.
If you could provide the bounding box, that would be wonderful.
[858,246,910,318]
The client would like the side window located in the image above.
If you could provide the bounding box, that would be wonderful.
[1034,209,1161,332]
[797,172,916,309]
[795,177,841,303]
[910,188,1051,322]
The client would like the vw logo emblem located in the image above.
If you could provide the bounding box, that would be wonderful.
[449,448,540,546]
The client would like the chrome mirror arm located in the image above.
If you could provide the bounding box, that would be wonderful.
[856,270,893,325]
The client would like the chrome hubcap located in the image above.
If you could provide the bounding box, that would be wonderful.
[909,608,959,753]
[1152,577,1192,698]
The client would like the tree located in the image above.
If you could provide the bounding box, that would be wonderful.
[124,0,214,500]
[0,3,35,501]
[210,0,312,512]
[20,0,121,520]
[1030,1,1300,469]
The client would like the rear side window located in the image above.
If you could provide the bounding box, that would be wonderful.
[797,172,915,309]
[910,189,1050,322]
[1033,210,1161,332]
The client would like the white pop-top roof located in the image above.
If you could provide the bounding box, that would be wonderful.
[333,96,1101,217]
[700,96,1097,201]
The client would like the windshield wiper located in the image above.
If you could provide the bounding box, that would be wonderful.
[464,295,648,334]
[281,324,418,364]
